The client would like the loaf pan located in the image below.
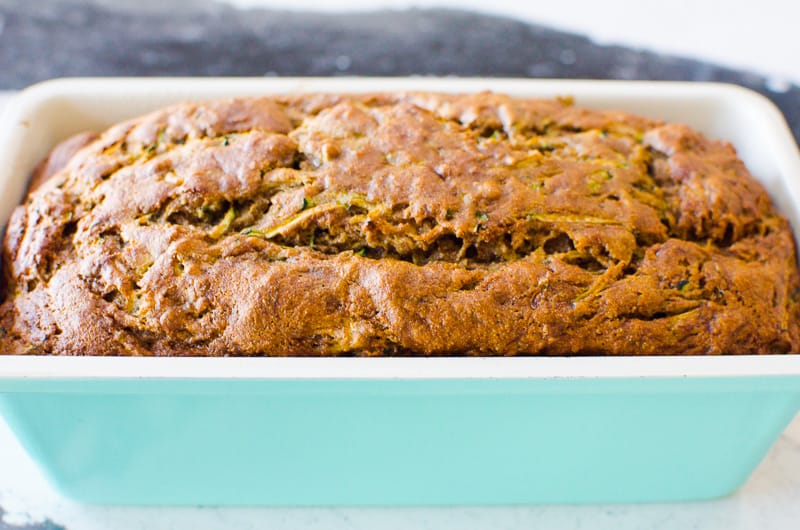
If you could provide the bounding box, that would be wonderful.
[1,78,799,506]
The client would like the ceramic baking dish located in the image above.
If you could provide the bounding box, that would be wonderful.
[0,78,800,506]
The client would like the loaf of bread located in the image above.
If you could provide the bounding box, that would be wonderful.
[1,92,798,355]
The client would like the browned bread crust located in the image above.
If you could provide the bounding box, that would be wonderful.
[2,92,798,355]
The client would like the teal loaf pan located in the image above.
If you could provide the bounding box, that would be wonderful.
[2,79,800,505]
[1,357,800,505]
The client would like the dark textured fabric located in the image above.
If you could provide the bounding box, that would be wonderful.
[0,0,797,144]
[0,506,64,530]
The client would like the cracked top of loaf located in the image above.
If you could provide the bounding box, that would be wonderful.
[1,91,798,355]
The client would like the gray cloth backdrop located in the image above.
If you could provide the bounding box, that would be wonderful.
[0,0,798,143]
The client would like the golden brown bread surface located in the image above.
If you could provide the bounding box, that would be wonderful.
[1,92,799,355]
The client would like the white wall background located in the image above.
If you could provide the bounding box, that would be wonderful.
[227,0,800,86]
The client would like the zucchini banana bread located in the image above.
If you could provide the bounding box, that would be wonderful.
[1,92,798,355]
